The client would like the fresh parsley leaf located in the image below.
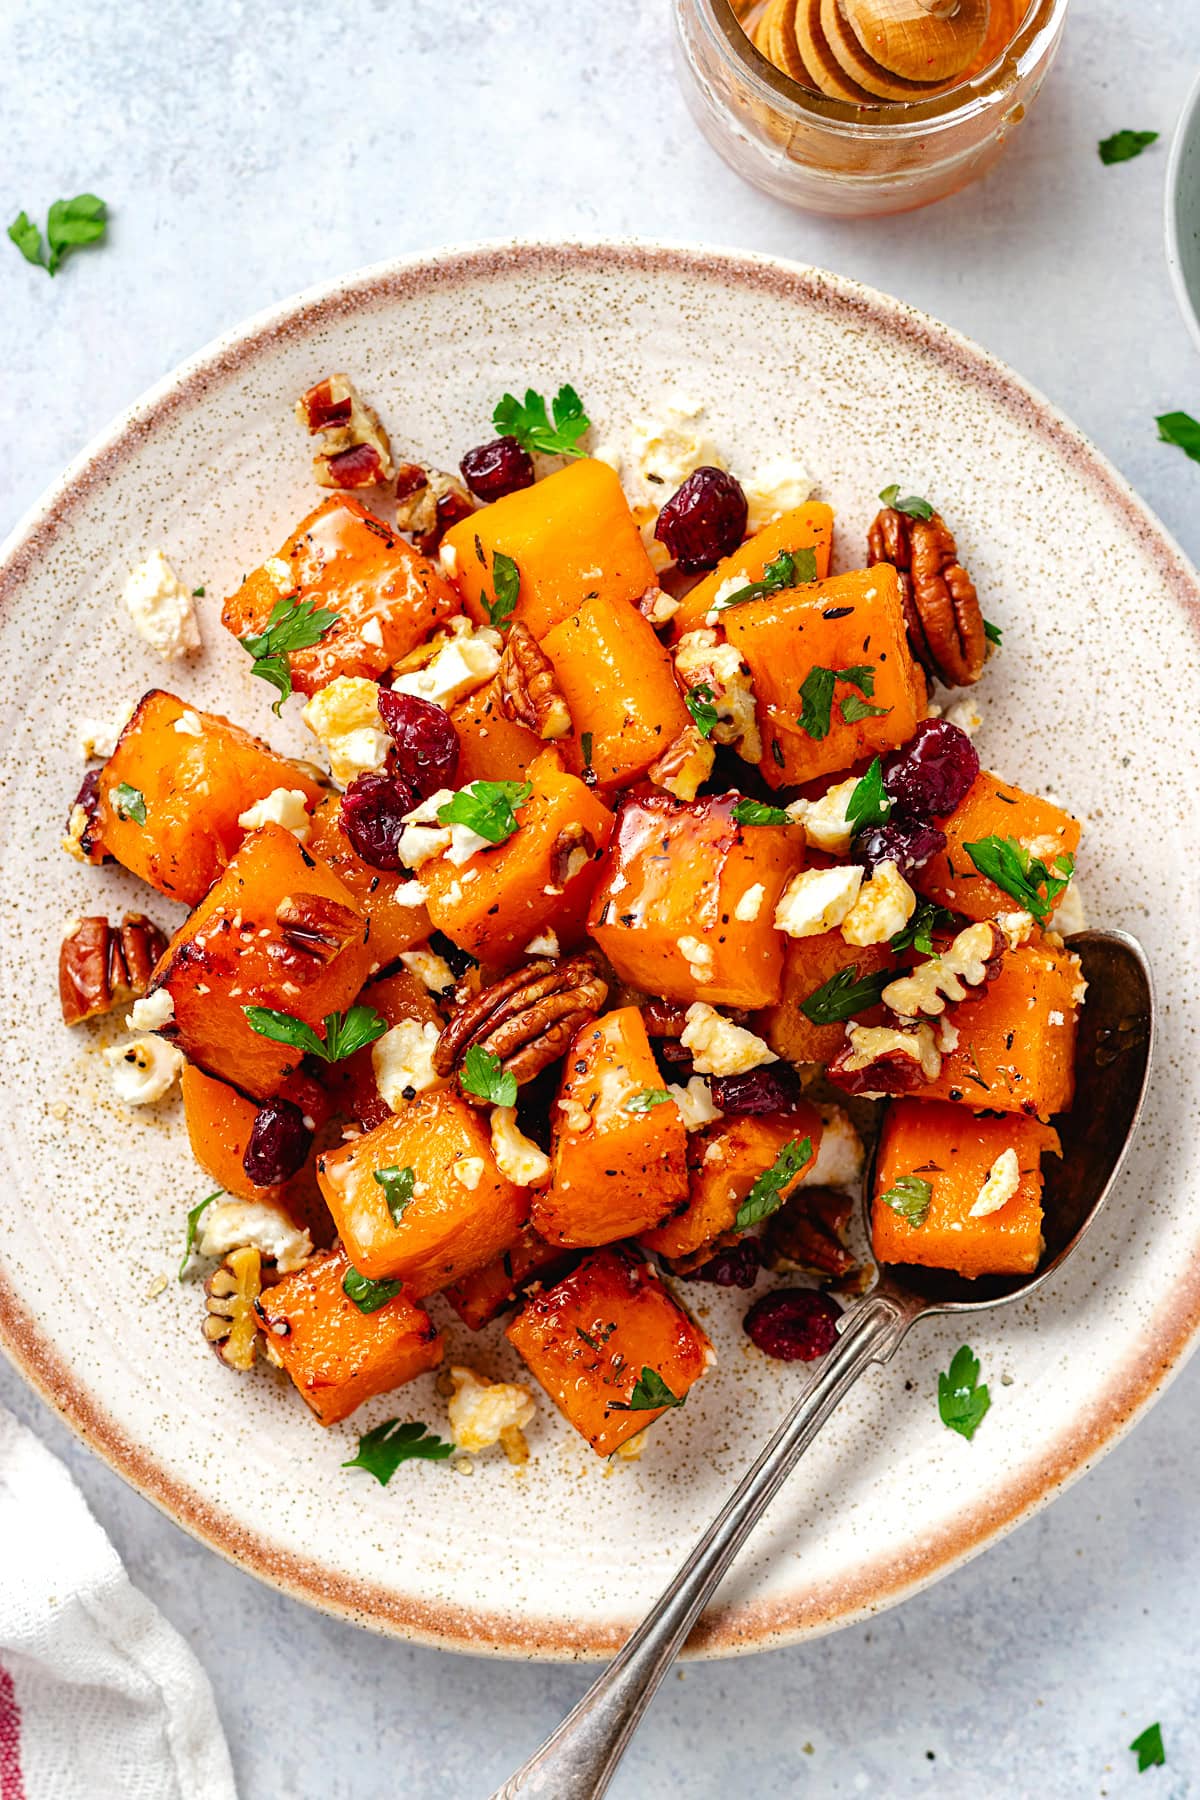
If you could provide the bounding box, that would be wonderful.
[1099,129,1158,165]
[45,193,107,274]
[178,1190,223,1280]
[192,585,206,598]
[983,618,1002,646]
[840,693,890,725]
[342,1418,454,1484]
[878,484,933,520]
[492,383,590,457]
[373,1164,416,1224]
[713,546,818,609]
[684,682,719,738]
[735,1136,813,1229]
[112,782,147,826]
[483,550,520,630]
[461,1043,518,1107]
[1129,1723,1165,1772]
[937,1344,991,1441]
[241,593,339,714]
[963,835,1073,922]
[438,779,531,846]
[580,731,594,770]
[8,211,44,268]
[1157,410,1200,465]
[878,1174,932,1228]
[342,1265,404,1314]
[797,664,878,739]
[890,899,954,956]
[243,1004,387,1064]
[732,799,790,825]
[626,1088,673,1112]
[799,963,891,1026]
[611,1366,685,1412]
[845,756,891,833]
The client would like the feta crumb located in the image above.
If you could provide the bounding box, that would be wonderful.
[237,787,312,842]
[677,934,714,984]
[361,616,385,649]
[841,860,915,946]
[440,542,459,577]
[680,1001,777,1077]
[399,946,455,993]
[453,1157,486,1192]
[667,1075,723,1132]
[774,865,862,938]
[969,1147,1021,1218]
[122,551,201,660]
[1048,1009,1064,1027]
[78,698,135,761]
[786,777,859,856]
[445,822,493,866]
[490,1107,551,1186]
[173,708,204,737]
[301,677,390,788]
[800,1106,865,1190]
[390,621,501,709]
[740,456,813,535]
[394,878,429,908]
[937,1017,960,1053]
[102,1036,185,1105]
[525,929,560,957]
[623,397,723,511]
[1023,831,1070,863]
[673,628,762,763]
[396,788,456,869]
[371,1018,444,1107]
[734,882,765,923]
[447,1365,535,1455]
[1053,879,1087,936]
[943,698,983,737]
[198,1198,312,1272]
[614,1428,650,1461]
[126,989,175,1032]
[996,910,1035,950]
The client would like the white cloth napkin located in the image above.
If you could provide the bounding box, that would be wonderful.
[0,1404,236,1800]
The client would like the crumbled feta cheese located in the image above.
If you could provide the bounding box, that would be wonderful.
[102,1036,185,1104]
[122,551,201,660]
[786,777,859,856]
[393,878,429,908]
[371,1019,444,1107]
[774,865,862,938]
[709,574,748,613]
[942,698,983,737]
[800,1106,865,1190]
[667,1075,723,1132]
[197,1198,312,1272]
[841,860,915,946]
[677,934,714,984]
[623,397,723,510]
[301,677,390,788]
[391,622,501,710]
[1023,831,1071,863]
[173,709,203,737]
[78,699,136,761]
[396,788,456,869]
[734,882,765,923]
[1048,1009,1065,1027]
[969,1147,1021,1218]
[673,628,762,763]
[1053,879,1087,936]
[361,616,385,649]
[439,542,458,577]
[680,1001,777,1077]
[740,456,813,535]
[445,822,493,866]
[236,787,312,842]
[937,1017,960,1053]
[263,555,292,593]
[125,989,175,1032]
[399,947,455,993]
[453,1157,486,1191]
[996,910,1035,950]
[525,929,560,957]
[490,1107,551,1187]
[446,1365,536,1455]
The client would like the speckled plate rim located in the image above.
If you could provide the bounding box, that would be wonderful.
[1,239,1198,1662]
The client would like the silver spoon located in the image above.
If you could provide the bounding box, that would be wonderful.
[492,928,1154,1800]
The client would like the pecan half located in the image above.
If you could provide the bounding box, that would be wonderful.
[295,373,395,489]
[867,507,986,689]
[635,583,680,627]
[203,1246,263,1372]
[394,460,474,556]
[646,721,715,801]
[275,892,362,962]
[434,954,609,1092]
[59,912,168,1026]
[827,1020,942,1097]
[548,823,596,890]
[764,1186,858,1282]
[498,622,571,740]
[882,920,1004,1020]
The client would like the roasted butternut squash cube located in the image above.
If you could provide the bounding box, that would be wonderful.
[641,1107,822,1260]
[95,690,324,906]
[222,494,458,696]
[306,792,431,969]
[443,459,657,641]
[153,824,373,1100]
[757,931,897,1067]
[182,1063,286,1205]
[872,1099,1060,1279]
[541,593,692,789]
[450,680,549,787]
[316,1089,528,1292]
[323,968,445,1132]
[587,790,805,1009]
[422,753,614,964]
[506,1247,714,1455]
[670,501,835,640]
[722,565,925,790]
[908,940,1082,1119]
[531,1007,689,1247]
[443,1226,576,1330]
[255,1245,442,1426]
[914,772,1082,924]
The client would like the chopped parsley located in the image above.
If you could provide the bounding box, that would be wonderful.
[877,1174,932,1228]
[1129,1723,1165,1772]
[243,1003,387,1064]
[713,546,818,609]
[437,779,531,845]
[684,682,719,738]
[963,835,1073,922]
[798,664,883,740]
[732,798,791,826]
[482,550,520,630]
[373,1164,416,1225]
[845,756,891,833]
[1099,129,1158,165]
[1156,410,1200,465]
[178,1190,223,1281]
[8,193,108,276]
[580,730,594,773]
[493,383,589,457]
[878,484,933,520]
[840,692,890,725]
[342,1418,454,1484]
[625,1088,673,1113]
[461,1044,518,1107]
[983,618,1002,646]
[112,782,147,826]
[799,963,891,1026]
[611,1366,685,1412]
[342,1266,404,1314]
[241,593,338,714]
[890,899,955,956]
[734,1136,813,1229]
[937,1344,990,1441]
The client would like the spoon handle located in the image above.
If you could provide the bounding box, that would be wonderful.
[491,1291,910,1800]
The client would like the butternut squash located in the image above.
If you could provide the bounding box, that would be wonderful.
[306,792,431,969]
[443,1226,575,1330]
[641,1107,822,1260]
[450,680,550,787]
[915,772,1082,924]
[541,593,692,790]
[670,500,835,639]
[756,930,896,1066]
[181,1063,286,1205]
[324,968,445,1131]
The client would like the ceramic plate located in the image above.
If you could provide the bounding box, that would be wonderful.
[1,243,1197,1660]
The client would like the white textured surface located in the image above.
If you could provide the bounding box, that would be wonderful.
[2,3,1199,1798]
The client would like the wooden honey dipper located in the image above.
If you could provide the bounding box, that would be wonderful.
[753,0,993,102]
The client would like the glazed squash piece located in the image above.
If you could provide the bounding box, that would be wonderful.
[587,789,805,1009]
[721,564,926,790]
[641,1107,823,1261]
[443,1225,576,1331]
[316,1088,528,1293]
[914,771,1082,923]
[531,1007,689,1247]
[756,929,897,1068]
[181,1063,287,1205]
[443,459,657,641]
[872,1098,1060,1279]
[255,1245,443,1426]
[306,792,431,969]
[449,680,552,787]
[669,500,835,640]
[506,1246,714,1456]
[152,824,373,1100]
[324,967,446,1132]
[95,690,324,906]
[222,493,458,696]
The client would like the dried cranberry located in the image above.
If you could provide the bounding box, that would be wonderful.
[683,1238,762,1288]
[882,719,980,819]
[339,770,419,870]
[853,818,946,878]
[459,435,535,503]
[243,1098,312,1187]
[377,690,459,799]
[653,467,748,573]
[709,1065,804,1115]
[743,1288,842,1361]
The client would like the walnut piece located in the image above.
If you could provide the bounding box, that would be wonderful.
[764,1186,859,1282]
[203,1246,263,1372]
[882,921,1004,1020]
[827,1020,942,1097]
[59,912,168,1027]
[867,507,986,689]
[275,891,363,963]
[394,461,474,556]
[647,722,715,801]
[434,954,609,1092]
[295,373,395,489]
[497,622,572,740]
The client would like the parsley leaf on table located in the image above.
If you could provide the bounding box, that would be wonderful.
[342,1419,454,1484]
[734,1136,813,1229]
[937,1344,991,1440]
[492,384,590,457]
[241,593,338,714]
[1156,411,1200,465]
[1128,1723,1165,1772]
[8,193,108,275]
[1098,129,1158,165]
[178,1190,223,1281]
